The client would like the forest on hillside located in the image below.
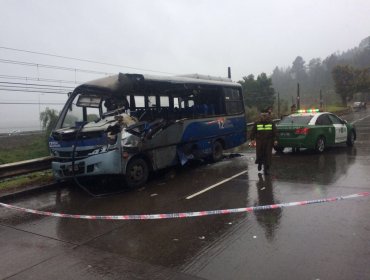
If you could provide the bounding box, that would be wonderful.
[240,36,370,116]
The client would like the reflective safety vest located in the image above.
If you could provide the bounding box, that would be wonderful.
[256,124,273,131]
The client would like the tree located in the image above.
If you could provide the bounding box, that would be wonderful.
[355,67,370,92]
[239,73,275,111]
[332,65,356,106]
[239,74,257,108]
[256,73,275,111]
[40,107,59,135]
[291,56,307,84]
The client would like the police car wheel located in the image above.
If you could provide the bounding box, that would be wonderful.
[125,158,149,189]
[315,136,326,153]
[346,131,355,147]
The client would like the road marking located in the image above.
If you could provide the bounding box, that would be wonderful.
[185,170,248,200]
[351,114,370,124]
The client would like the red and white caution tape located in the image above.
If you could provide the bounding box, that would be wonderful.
[0,192,369,220]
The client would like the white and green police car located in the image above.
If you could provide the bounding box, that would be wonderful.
[275,109,356,153]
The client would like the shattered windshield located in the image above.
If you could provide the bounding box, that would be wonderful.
[61,94,99,128]
[61,93,129,129]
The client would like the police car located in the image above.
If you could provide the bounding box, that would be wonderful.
[275,109,356,153]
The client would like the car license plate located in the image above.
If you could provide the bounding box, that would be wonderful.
[279,132,290,137]
[68,165,80,172]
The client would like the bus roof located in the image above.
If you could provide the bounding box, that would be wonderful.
[76,73,241,93]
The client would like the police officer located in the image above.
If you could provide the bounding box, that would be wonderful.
[250,109,278,175]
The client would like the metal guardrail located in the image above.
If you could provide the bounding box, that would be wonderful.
[0,156,53,180]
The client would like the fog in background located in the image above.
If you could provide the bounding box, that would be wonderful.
[1,0,369,132]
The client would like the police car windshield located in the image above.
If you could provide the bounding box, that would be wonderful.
[279,115,313,125]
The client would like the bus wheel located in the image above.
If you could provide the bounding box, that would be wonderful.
[274,146,285,153]
[125,158,149,189]
[210,140,223,162]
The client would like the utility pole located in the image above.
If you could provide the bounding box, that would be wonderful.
[277,91,280,117]
[227,67,231,79]
[296,83,300,110]
[319,89,323,109]
[38,94,41,131]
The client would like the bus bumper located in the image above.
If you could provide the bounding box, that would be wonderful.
[51,150,122,179]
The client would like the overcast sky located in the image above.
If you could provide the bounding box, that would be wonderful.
[1,0,370,131]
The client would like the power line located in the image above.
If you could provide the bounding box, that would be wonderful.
[0,85,70,93]
[0,102,65,105]
[0,58,114,76]
[0,74,82,85]
[0,88,68,94]
[0,81,75,90]
[0,46,177,75]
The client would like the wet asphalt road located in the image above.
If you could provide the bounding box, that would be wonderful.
[1,110,370,280]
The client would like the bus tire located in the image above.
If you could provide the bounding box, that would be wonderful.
[210,140,223,162]
[274,146,285,153]
[125,157,149,189]
[315,136,326,153]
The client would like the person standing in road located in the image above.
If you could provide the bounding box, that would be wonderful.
[250,110,278,175]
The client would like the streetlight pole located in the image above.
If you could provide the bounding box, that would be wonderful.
[277,91,280,117]
[38,93,44,131]
[38,94,41,131]
[297,83,300,110]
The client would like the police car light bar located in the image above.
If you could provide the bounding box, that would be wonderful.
[297,109,320,113]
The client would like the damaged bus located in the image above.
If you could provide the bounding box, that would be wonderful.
[49,73,247,188]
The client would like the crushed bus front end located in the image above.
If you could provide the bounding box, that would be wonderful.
[49,114,136,180]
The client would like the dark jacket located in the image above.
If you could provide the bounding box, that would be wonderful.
[250,115,277,166]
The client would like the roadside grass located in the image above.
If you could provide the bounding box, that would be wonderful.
[0,133,49,164]
[0,134,52,192]
[0,171,54,191]
[325,105,349,113]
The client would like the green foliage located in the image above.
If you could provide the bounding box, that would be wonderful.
[325,105,348,113]
[270,36,370,106]
[332,65,356,106]
[355,67,370,93]
[332,65,370,106]
[291,56,308,83]
[87,113,99,122]
[40,107,59,135]
[0,171,53,191]
[0,134,49,164]
[246,106,259,122]
[275,99,290,118]
[239,73,275,111]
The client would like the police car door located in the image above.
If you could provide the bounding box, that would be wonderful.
[328,114,347,143]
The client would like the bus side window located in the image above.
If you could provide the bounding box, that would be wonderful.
[224,88,243,114]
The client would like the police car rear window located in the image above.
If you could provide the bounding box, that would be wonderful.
[279,115,312,125]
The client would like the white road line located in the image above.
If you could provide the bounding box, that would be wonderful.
[351,114,370,124]
[185,170,248,200]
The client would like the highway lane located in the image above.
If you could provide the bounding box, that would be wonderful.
[0,110,370,280]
